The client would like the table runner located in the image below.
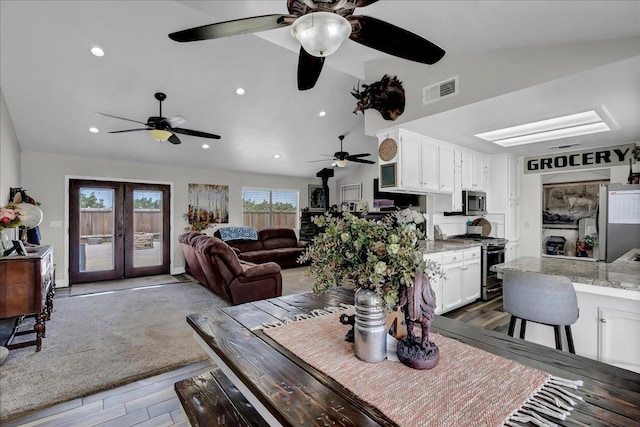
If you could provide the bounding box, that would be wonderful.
[261,308,583,427]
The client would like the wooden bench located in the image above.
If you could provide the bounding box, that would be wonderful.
[174,365,268,427]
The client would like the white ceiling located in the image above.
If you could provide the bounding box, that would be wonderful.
[1,1,639,179]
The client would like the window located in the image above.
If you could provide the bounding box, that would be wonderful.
[242,188,299,229]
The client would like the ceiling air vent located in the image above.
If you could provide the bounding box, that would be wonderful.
[422,76,458,105]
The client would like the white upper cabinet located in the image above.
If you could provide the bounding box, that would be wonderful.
[420,138,440,192]
[461,150,486,191]
[437,144,455,193]
[399,131,423,192]
[377,128,486,197]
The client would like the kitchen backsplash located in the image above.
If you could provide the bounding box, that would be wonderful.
[433,213,505,239]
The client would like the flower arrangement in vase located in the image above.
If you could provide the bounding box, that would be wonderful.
[299,211,443,369]
[0,204,23,254]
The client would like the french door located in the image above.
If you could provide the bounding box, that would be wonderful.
[69,179,170,284]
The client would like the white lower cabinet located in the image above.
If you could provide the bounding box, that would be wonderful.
[426,247,481,314]
[461,249,481,303]
[521,285,640,373]
[598,307,640,373]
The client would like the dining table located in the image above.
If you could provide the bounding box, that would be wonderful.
[176,287,640,427]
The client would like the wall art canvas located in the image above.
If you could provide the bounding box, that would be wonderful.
[542,180,608,229]
[187,183,229,226]
[308,185,326,212]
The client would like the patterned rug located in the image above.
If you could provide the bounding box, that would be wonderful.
[263,309,583,427]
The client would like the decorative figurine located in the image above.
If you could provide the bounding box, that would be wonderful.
[397,268,440,369]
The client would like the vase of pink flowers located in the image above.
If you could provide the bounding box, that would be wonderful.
[0,204,22,255]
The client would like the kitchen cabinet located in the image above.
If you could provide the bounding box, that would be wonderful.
[461,150,486,191]
[398,131,423,192]
[437,144,455,193]
[438,247,481,313]
[598,307,640,373]
[420,138,440,192]
[377,129,460,195]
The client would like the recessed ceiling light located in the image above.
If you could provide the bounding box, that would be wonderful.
[202,144,210,149]
[273,154,281,159]
[474,110,611,147]
[89,127,99,133]
[90,46,104,57]
[236,88,245,95]
[318,111,327,117]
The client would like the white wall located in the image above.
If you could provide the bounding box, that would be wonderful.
[0,88,21,205]
[363,37,640,136]
[20,151,334,287]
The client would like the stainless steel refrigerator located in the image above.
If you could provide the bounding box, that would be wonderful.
[597,183,640,263]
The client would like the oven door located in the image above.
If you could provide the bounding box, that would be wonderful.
[483,246,505,301]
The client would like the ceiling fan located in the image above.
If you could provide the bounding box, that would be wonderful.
[96,92,221,144]
[308,134,375,167]
[168,0,445,91]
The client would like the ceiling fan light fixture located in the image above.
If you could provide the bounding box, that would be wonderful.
[149,129,172,142]
[290,12,352,57]
[335,159,348,168]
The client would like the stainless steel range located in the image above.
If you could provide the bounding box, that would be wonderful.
[447,234,508,301]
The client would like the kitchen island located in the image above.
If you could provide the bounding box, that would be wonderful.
[493,249,640,373]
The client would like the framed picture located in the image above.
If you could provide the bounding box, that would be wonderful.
[308,185,326,212]
[542,180,608,229]
[380,163,397,188]
[629,172,640,184]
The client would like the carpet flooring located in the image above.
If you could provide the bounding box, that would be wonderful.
[0,268,318,422]
[0,281,229,422]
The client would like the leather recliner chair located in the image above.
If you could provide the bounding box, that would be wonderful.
[193,235,282,305]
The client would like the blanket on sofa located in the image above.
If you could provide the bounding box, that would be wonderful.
[217,226,258,241]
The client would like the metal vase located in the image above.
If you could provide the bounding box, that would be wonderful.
[354,287,387,363]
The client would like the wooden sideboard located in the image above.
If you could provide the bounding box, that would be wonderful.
[0,245,55,351]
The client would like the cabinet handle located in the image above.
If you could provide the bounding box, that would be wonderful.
[600,318,608,323]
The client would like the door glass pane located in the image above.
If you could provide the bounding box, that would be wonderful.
[133,190,163,267]
[79,188,114,272]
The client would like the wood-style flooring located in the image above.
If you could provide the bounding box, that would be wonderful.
[3,293,508,427]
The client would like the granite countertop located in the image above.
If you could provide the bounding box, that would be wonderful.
[492,249,640,292]
[420,240,483,254]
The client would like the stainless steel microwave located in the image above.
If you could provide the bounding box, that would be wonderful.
[462,190,487,216]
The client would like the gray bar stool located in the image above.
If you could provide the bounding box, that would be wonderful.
[502,270,579,353]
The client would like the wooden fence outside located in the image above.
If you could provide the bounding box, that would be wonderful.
[80,209,161,239]
[80,209,299,241]
[242,211,298,229]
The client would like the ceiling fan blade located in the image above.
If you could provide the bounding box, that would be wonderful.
[342,0,380,10]
[346,153,371,159]
[168,14,295,42]
[96,112,147,125]
[108,128,151,133]
[348,15,445,65]
[163,115,187,128]
[172,127,221,139]
[306,158,335,163]
[297,47,325,91]
[348,158,376,164]
[168,134,182,145]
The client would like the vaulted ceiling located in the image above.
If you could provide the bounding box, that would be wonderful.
[1,1,638,179]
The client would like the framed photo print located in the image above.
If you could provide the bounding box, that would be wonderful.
[308,185,326,212]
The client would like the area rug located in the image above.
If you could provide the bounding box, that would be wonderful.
[69,273,190,296]
[0,281,230,422]
[263,310,584,427]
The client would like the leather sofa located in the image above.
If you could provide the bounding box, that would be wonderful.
[179,232,282,305]
[214,227,310,269]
